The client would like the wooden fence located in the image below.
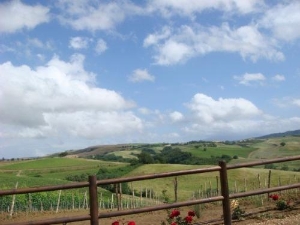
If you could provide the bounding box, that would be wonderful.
[1,155,300,225]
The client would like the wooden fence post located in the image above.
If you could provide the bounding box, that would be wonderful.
[219,161,232,225]
[115,184,119,211]
[174,177,178,202]
[267,170,271,201]
[216,176,219,195]
[89,175,99,225]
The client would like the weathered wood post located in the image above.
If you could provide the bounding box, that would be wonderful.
[89,175,99,225]
[174,177,178,202]
[216,176,219,196]
[115,184,119,211]
[219,161,232,225]
[267,170,271,201]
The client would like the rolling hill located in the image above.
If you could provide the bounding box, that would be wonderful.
[254,129,300,139]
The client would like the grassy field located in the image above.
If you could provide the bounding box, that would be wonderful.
[249,136,300,158]
[0,157,127,188]
[108,150,140,159]
[124,164,300,201]
[0,157,102,170]
[182,143,256,159]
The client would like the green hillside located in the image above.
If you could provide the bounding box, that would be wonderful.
[124,164,300,201]
[0,157,127,188]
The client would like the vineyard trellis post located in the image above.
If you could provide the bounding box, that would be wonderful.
[9,182,18,217]
[56,190,61,213]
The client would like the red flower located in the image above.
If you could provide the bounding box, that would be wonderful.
[170,209,180,218]
[112,221,119,225]
[171,223,177,225]
[188,210,195,217]
[269,194,279,201]
[184,215,193,223]
[128,221,135,225]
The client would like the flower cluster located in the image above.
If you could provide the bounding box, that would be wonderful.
[112,221,135,225]
[269,194,279,201]
[230,200,245,220]
[162,209,195,225]
[230,200,239,210]
[269,194,291,210]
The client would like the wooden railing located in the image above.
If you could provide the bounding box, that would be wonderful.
[1,155,300,225]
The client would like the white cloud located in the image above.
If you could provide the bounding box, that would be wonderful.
[0,0,50,33]
[234,73,266,86]
[144,24,284,65]
[0,44,15,54]
[0,54,142,140]
[69,37,90,49]
[28,38,44,48]
[182,115,300,141]
[138,107,151,115]
[272,74,285,82]
[95,39,108,54]
[148,0,263,17]
[169,111,184,123]
[292,99,300,107]
[57,0,144,31]
[177,93,292,140]
[44,111,143,139]
[36,54,45,61]
[143,26,172,47]
[186,93,262,124]
[271,97,300,108]
[259,1,300,42]
[128,69,155,83]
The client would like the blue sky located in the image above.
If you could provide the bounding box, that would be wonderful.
[1,0,300,158]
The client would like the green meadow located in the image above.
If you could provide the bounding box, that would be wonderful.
[124,164,300,201]
[0,157,126,188]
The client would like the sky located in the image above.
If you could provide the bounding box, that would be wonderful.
[1,0,300,159]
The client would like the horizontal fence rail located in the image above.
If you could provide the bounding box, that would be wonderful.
[1,155,300,225]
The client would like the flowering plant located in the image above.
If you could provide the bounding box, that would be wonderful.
[230,200,245,220]
[112,221,135,225]
[161,209,196,225]
[269,194,291,210]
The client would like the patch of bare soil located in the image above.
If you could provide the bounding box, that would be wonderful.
[1,202,300,225]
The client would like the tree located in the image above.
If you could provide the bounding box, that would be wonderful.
[137,152,154,164]
[59,151,68,157]
[264,164,276,169]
